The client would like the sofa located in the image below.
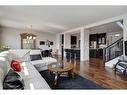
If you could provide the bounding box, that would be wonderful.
[30,50,57,71]
[0,49,51,90]
[114,55,127,75]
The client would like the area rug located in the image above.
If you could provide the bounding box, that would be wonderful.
[39,70,105,89]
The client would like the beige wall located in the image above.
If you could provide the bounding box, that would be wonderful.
[64,33,71,49]
[0,27,58,50]
[0,28,2,45]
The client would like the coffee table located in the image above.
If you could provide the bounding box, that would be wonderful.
[48,62,74,86]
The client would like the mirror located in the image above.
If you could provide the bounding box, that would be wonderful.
[20,33,36,49]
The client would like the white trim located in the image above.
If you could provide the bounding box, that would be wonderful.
[63,27,83,34]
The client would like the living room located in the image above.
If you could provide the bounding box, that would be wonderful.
[0,4,127,95]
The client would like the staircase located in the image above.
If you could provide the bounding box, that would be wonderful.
[104,37,123,62]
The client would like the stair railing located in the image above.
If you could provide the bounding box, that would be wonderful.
[104,37,123,62]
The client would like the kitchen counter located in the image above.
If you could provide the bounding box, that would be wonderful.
[89,48,105,59]
[64,48,80,59]
[65,48,80,50]
[89,48,105,50]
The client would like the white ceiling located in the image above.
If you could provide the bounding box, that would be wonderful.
[67,21,123,35]
[0,6,127,33]
[88,21,123,33]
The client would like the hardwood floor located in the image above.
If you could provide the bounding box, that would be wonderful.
[54,55,127,89]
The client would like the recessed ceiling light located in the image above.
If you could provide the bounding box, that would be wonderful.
[115,34,120,37]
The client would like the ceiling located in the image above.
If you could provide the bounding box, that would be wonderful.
[67,21,123,36]
[88,21,123,34]
[0,6,127,33]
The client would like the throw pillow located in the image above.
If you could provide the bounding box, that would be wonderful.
[10,60,21,72]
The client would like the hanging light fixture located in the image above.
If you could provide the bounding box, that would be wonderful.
[25,25,36,40]
[33,36,36,39]
[29,36,32,39]
[31,25,36,40]
[26,36,29,39]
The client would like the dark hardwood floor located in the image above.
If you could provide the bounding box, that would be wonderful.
[54,55,127,89]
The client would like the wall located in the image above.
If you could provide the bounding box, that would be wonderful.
[36,31,58,50]
[0,28,2,45]
[1,27,21,49]
[64,33,71,49]
[107,31,123,45]
[0,27,58,50]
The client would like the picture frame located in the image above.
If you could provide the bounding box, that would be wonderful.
[50,41,54,45]
[40,41,45,45]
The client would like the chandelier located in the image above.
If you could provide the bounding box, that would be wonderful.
[27,25,36,39]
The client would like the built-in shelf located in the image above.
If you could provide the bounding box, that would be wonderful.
[89,33,106,60]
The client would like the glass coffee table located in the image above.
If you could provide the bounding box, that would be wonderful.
[48,62,74,86]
